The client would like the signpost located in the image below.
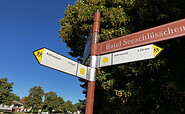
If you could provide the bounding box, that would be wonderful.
[33,11,101,114]
[33,10,185,114]
[98,18,185,55]
[99,44,163,67]
[33,48,91,80]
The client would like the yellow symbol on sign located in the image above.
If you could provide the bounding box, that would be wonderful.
[153,45,163,58]
[33,48,45,64]
[103,57,109,63]
[80,68,85,75]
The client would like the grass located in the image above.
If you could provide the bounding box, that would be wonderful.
[4,112,28,114]
[4,112,35,114]
[3,112,62,114]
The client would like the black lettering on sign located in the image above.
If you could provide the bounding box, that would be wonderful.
[137,47,150,52]
[46,52,61,60]
[68,61,75,66]
[114,52,128,57]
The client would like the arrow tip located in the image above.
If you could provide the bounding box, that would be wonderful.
[33,48,45,64]
[153,45,163,58]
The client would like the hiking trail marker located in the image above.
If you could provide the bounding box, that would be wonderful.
[33,48,91,80]
[99,44,163,67]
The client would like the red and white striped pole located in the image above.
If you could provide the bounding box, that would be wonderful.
[85,10,100,114]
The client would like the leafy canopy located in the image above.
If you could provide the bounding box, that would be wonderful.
[43,91,65,113]
[0,78,14,106]
[59,0,185,113]
[24,86,44,110]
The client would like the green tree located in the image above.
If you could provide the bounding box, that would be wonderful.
[55,97,65,113]
[43,91,65,113]
[10,93,20,101]
[75,102,85,112]
[59,0,130,59]
[117,0,185,113]
[59,0,134,113]
[59,0,185,113]
[0,78,14,106]
[63,100,76,113]
[24,86,44,111]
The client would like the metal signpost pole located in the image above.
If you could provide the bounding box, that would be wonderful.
[85,10,100,114]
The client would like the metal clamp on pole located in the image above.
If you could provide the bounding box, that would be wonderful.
[87,67,96,81]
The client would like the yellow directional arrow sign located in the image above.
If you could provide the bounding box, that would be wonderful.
[99,44,163,67]
[33,48,44,64]
[33,48,91,80]
[153,45,163,58]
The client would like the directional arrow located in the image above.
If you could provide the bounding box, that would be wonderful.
[33,48,91,80]
[153,44,163,58]
[99,44,163,67]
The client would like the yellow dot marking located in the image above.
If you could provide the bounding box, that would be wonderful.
[103,57,109,63]
[80,68,85,75]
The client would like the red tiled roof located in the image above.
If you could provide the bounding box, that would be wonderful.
[20,97,25,103]
[12,101,23,106]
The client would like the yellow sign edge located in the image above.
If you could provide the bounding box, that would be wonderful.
[152,44,164,58]
[33,47,45,64]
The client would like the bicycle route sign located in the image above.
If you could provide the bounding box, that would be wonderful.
[33,48,91,80]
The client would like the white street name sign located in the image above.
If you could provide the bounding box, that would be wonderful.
[99,44,163,67]
[33,48,91,80]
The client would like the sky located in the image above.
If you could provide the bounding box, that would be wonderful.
[0,0,86,104]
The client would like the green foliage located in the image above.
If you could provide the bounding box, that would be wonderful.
[63,100,77,113]
[24,87,78,113]
[0,78,14,106]
[59,0,132,60]
[32,108,39,113]
[42,91,65,113]
[10,93,20,101]
[24,86,44,110]
[75,102,85,111]
[59,0,185,113]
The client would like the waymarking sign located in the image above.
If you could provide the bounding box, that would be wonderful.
[33,48,91,80]
[99,44,163,67]
[98,18,185,55]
